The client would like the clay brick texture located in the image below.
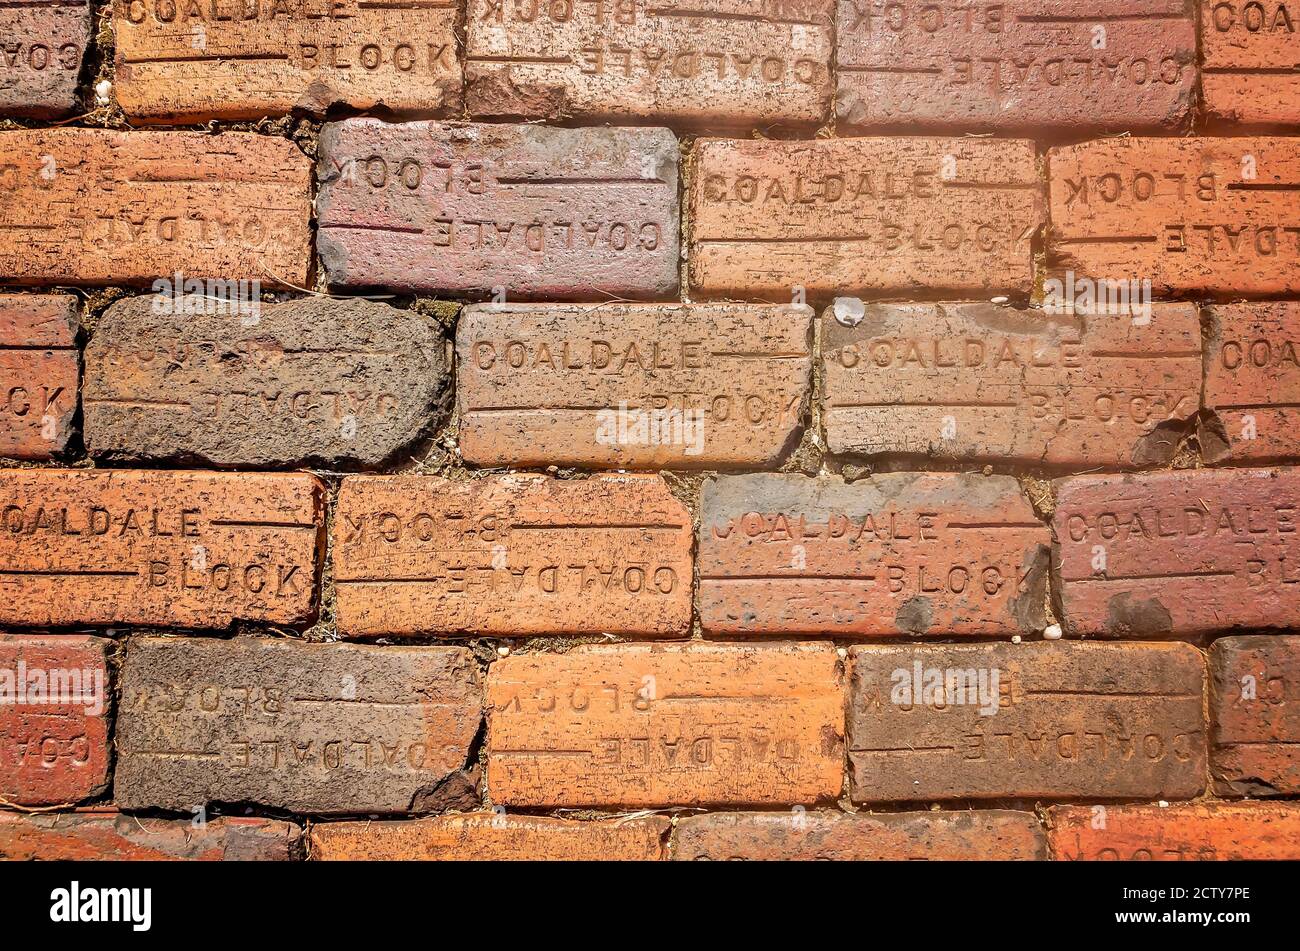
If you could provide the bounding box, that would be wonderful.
[0,0,89,118]
[0,811,303,860]
[1210,635,1300,797]
[1048,802,1300,861]
[0,293,78,459]
[1201,0,1300,126]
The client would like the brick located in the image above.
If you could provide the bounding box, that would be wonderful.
[310,813,669,860]
[0,634,109,806]
[1048,802,1300,860]
[0,0,89,118]
[84,295,449,468]
[317,120,679,299]
[673,809,1046,860]
[1052,467,1300,637]
[113,0,460,122]
[464,0,833,126]
[115,637,482,815]
[836,0,1196,133]
[1202,0,1300,126]
[456,302,812,468]
[698,472,1049,637]
[0,129,311,288]
[848,642,1206,802]
[821,300,1201,467]
[334,473,692,637]
[689,137,1042,298]
[0,293,79,459]
[487,642,843,807]
[1047,137,1300,296]
[0,811,302,861]
[1201,302,1300,464]
[1210,635,1300,797]
[0,469,324,629]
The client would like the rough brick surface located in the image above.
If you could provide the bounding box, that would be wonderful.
[821,300,1201,467]
[673,810,1047,860]
[0,293,79,459]
[848,642,1206,802]
[311,813,670,860]
[1210,635,1300,797]
[0,469,324,629]
[334,473,693,637]
[317,120,679,299]
[84,295,449,468]
[487,642,844,807]
[115,637,482,815]
[1048,802,1300,860]
[456,302,812,468]
[0,0,89,118]
[836,0,1196,133]
[464,0,834,126]
[1202,302,1300,464]
[0,811,303,860]
[113,0,461,122]
[689,136,1042,298]
[698,472,1049,636]
[0,129,311,288]
[0,634,109,806]
[1053,467,1300,637]
[1201,0,1300,126]
[1048,137,1300,296]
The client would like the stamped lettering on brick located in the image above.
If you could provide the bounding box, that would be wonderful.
[1201,0,1300,126]
[1049,803,1300,860]
[0,0,89,117]
[0,811,303,861]
[1210,635,1300,797]
[0,294,78,459]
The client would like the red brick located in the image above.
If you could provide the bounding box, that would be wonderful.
[455,302,812,468]
[0,810,302,860]
[487,642,844,807]
[317,120,679,299]
[0,129,311,288]
[698,472,1049,636]
[1201,0,1300,126]
[0,0,89,118]
[836,0,1196,133]
[1048,802,1300,860]
[1048,137,1300,296]
[821,300,1200,466]
[689,136,1042,298]
[848,642,1206,802]
[0,634,109,806]
[1052,467,1300,637]
[334,474,693,637]
[0,469,325,629]
[1210,635,1300,797]
[0,293,78,459]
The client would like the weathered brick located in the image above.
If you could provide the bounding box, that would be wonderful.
[334,473,693,637]
[311,813,670,860]
[113,0,460,122]
[0,293,79,459]
[848,642,1206,802]
[0,634,109,806]
[1048,802,1300,860]
[0,129,311,288]
[821,300,1200,467]
[689,136,1042,298]
[317,120,679,299]
[0,810,303,860]
[464,0,833,126]
[0,469,324,629]
[84,295,449,468]
[1052,467,1300,637]
[1202,302,1300,464]
[698,472,1049,637]
[1202,0,1300,126]
[673,809,1046,860]
[1048,137,1300,296]
[0,0,89,117]
[456,302,812,468]
[115,637,482,815]
[487,642,843,807]
[836,0,1196,133]
[1210,635,1300,797]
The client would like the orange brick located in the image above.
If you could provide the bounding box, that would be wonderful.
[334,474,693,637]
[310,813,669,860]
[1202,0,1300,126]
[0,129,310,288]
[1210,635,1300,797]
[0,293,78,459]
[487,642,844,807]
[1048,802,1300,860]
[0,810,303,860]
[0,469,325,629]
[0,0,89,117]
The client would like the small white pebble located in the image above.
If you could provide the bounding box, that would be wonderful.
[497,646,510,657]
[95,80,112,105]
[1043,623,1063,640]
[836,647,847,659]
[1158,801,1169,808]
[1011,635,1021,644]
[832,296,865,327]
[990,295,1009,304]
